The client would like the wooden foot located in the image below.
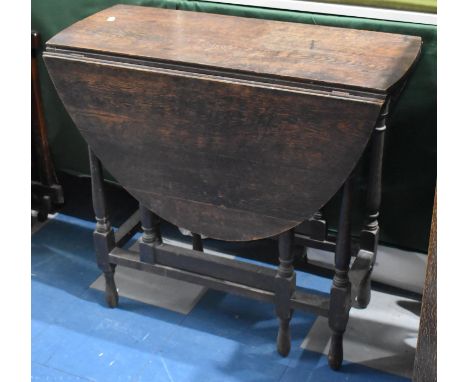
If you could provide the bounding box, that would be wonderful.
[349,250,373,309]
[37,194,51,222]
[328,332,343,370]
[192,233,203,252]
[104,269,118,308]
[277,316,292,357]
[355,272,371,309]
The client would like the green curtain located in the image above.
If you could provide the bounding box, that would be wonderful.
[32,0,436,252]
[305,0,436,13]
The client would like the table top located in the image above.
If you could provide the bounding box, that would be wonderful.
[45,6,421,241]
[47,4,421,93]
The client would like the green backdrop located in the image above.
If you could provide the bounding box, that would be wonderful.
[32,0,436,253]
[305,0,436,13]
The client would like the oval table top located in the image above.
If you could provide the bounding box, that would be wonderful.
[44,6,421,241]
[47,4,421,94]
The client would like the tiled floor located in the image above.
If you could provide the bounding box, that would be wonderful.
[32,213,416,381]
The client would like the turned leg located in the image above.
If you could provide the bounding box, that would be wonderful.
[192,233,204,252]
[354,101,389,308]
[139,204,162,264]
[328,179,353,370]
[275,229,296,357]
[89,147,118,308]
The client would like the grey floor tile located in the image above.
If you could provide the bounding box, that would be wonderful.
[301,289,419,378]
[90,266,207,315]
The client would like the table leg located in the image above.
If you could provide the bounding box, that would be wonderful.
[139,204,162,264]
[328,179,353,370]
[309,210,328,241]
[192,233,204,252]
[275,229,295,357]
[89,147,118,308]
[355,101,389,309]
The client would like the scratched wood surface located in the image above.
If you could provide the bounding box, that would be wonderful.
[44,5,421,241]
[46,4,421,93]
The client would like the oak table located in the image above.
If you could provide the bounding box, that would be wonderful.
[44,5,421,370]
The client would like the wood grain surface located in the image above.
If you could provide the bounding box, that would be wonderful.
[44,5,422,241]
[413,190,436,382]
[44,54,383,240]
[46,4,421,93]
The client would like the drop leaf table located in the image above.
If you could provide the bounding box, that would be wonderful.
[44,5,421,370]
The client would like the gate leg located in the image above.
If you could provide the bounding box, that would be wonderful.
[354,101,389,308]
[328,179,353,370]
[89,147,118,308]
[275,229,296,357]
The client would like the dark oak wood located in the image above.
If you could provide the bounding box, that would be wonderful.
[192,233,204,252]
[31,31,63,220]
[89,148,118,308]
[328,179,353,370]
[46,5,421,93]
[44,6,421,241]
[275,230,295,356]
[32,31,59,189]
[139,204,162,264]
[413,190,436,382]
[44,55,384,240]
[353,100,390,309]
[109,246,330,317]
[43,5,422,370]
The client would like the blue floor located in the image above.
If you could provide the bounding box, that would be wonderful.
[32,214,410,381]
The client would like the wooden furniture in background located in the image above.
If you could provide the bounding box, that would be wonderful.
[413,190,436,381]
[32,31,63,220]
[44,5,421,370]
